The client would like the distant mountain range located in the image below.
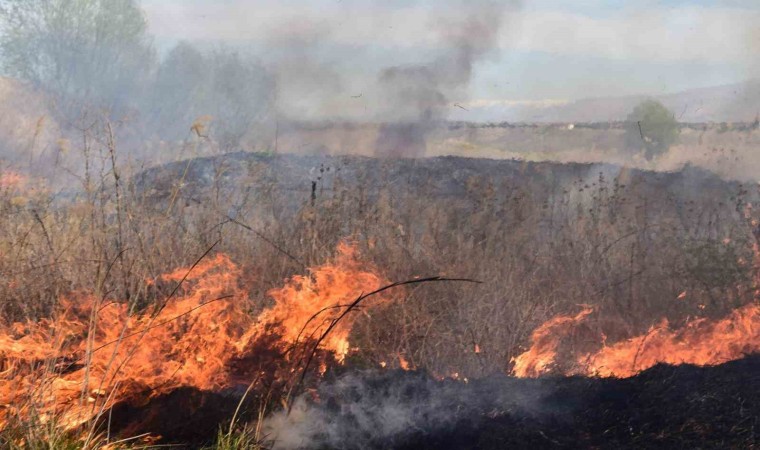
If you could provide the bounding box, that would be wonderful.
[455,80,760,123]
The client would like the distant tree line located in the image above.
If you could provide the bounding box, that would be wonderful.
[450,99,682,160]
[0,0,275,149]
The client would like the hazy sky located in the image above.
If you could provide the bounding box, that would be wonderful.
[142,0,759,108]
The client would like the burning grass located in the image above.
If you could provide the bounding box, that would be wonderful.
[512,302,760,378]
[2,239,757,448]
[2,146,760,447]
[0,242,397,447]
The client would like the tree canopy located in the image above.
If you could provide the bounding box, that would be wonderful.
[0,2,275,149]
[624,99,679,160]
[0,0,154,118]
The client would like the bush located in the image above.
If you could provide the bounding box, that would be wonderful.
[624,99,679,159]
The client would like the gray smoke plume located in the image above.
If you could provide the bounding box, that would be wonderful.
[264,18,348,122]
[374,1,519,157]
[262,369,554,450]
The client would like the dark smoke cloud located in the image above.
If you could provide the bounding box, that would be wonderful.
[374,1,520,157]
[373,65,445,157]
[257,0,521,156]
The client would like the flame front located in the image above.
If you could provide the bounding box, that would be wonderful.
[584,303,759,377]
[511,307,594,378]
[263,242,389,362]
[0,242,390,432]
[513,303,760,378]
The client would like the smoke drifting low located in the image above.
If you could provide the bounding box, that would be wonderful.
[262,369,551,450]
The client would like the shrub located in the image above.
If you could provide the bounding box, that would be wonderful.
[624,99,679,159]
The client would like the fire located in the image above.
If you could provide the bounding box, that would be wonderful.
[583,303,759,377]
[262,242,389,362]
[511,307,594,378]
[0,242,391,434]
[0,253,249,430]
[513,303,760,378]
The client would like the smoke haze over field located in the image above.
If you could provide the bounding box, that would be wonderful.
[374,1,518,156]
[1,0,759,168]
[2,0,759,126]
[139,0,760,123]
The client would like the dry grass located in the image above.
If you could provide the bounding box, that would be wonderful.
[1,116,758,447]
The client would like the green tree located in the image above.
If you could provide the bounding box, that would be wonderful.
[0,0,154,119]
[624,99,679,160]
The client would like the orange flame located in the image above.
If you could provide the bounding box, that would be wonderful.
[511,307,594,378]
[513,303,760,378]
[1,254,250,429]
[0,242,390,432]
[583,303,759,377]
[262,242,389,361]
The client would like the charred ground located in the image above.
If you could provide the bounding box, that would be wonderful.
[2,152,759,448]
[101,354,760,449]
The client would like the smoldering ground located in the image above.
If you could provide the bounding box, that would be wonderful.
[262,369,556,450]
[261,355,760,450]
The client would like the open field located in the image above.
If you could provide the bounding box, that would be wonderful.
[275,121,760,181]
[3,76,760,183]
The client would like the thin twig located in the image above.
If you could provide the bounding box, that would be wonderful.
[185,196,306,269]
[288,276,480,412]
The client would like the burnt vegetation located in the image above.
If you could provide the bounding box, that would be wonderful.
[268,356,760,450]
[2,146,759,448]
[0,0,759,449]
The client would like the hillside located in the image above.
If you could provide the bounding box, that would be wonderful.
[454,80,760,123]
